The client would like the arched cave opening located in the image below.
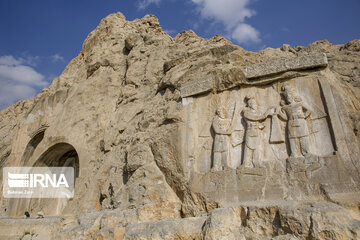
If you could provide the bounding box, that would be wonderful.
[7,142,79,217]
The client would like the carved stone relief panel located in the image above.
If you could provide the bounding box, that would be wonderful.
[181,53,359,205]
[185,75,334,176]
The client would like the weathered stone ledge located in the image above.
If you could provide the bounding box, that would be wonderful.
[180,78,213,98]
[244,53,328,79]
[180,53,328,98]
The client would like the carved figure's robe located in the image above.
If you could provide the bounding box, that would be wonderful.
[243,109,266,150]
[282,102,309,138]
[245,121,261,150]
[212,117,232,152]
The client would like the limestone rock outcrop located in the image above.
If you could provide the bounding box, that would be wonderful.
[0,12,359,239]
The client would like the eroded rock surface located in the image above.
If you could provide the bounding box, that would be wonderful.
[0,12,359,239]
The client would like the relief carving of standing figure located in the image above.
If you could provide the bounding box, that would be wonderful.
[277,85,312,158]
[242,96,272,168]
[212,107,232,171]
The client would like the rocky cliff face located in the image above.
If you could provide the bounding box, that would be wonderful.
[0,12,359,239]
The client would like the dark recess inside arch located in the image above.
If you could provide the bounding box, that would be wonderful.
[34,143,80,178]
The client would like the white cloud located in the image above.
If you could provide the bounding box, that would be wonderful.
[191,0,255,30]
[0,55,23,66]
[164,29,177,36]
[231,23,260,44]
[0,55,48,110]
[0,65,47,86]
[190,0,261,45]
[0,83,36,109]
[133,0,260,45]
[0,55,40,67]
[137,0,162,9]
[51,53,65,63]
[21,55,40,66]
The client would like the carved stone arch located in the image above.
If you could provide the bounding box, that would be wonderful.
[7,142,80,217]
[33,143,79,178]
[28,125,49,139]
[20,126,48,166]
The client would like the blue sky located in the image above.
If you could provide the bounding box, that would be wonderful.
[0,0,359,109]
